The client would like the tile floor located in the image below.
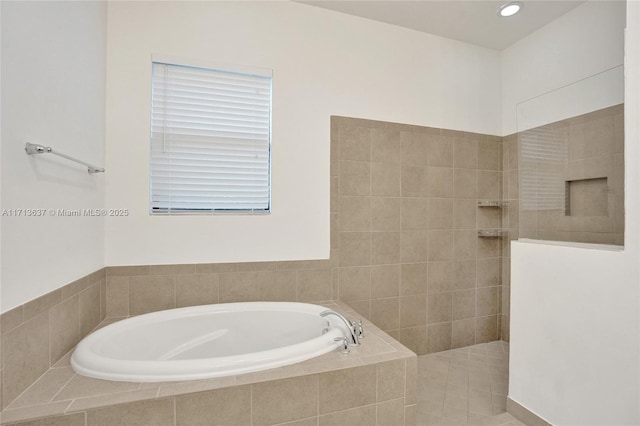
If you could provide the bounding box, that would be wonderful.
[416,341,525,426]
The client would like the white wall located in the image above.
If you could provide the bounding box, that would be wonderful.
[104,1,502,266]
[508,2,640,423]
[0,1,106,312]
[501,1,626,135]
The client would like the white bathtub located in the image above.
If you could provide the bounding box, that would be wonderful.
[71,302,348,382]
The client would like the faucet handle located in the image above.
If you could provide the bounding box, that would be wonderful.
[334,336,350,354]
[356,319,364,339]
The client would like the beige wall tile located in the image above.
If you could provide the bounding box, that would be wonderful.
[236,262,278,272]
[106,277,129,317]
[252,376,318,426]
[340,196,371,232]
[397,326,427,355]
[272,417,318,426]
[401,166,428,197]
[341,124,371,161]
[79,284,101,338]
[454,199,477,230]
[377,397,405,425]
[371,298,400,331]
[370,197,401,231]
[9,367,75,409]
[427,322,452,353]
[2,313,50,408]
[339,233,371,267]
[405,405,417,426]
[175,386,250,426]
[401,198,428,230]
[453,260,476,290]
[476,315,499,344]
[319,405,376,426]
[371,265,400,298]
[175,273,219,308]
[428,135,454,167]
[149,264,195,275]
[452,289,476,321]
[1,306,24,334]
[319,365,376,414]
[427,261,454,293]
[377,359,405,402]
[477,171,502,200]
[23,290,62,323]
[340,161,370,196]
[338,267,371,302]
[427,230,453,261]
[400,132,429,166]
[372,163,401,197]
[219,271,271,303]
[297,269,333,302]
[477,238,501,259]
[129,275,175,315]
[452,319,476,349]
[477,208,501,229]
[195,263,237,273]
[477,258,501,287]
[87,397,174,426]
[400,231,429,263]
[371,232,401,265]
[428,199,453,229]
[454,138,477,169]
[106,265,150,277]
[427,292,452,324]
[405,357,417,405]
[477,287,499,317]
[371,128,401,164]
[400,263,428,296]
[453,230,477,260]
[478,139,502,171]
[427,167,453,198]
[453,169,478,199]
[330,177,339,213]
[399,296,427,328]
[49,295,79,365]
[331,213,339,250]
[260,271,297,302]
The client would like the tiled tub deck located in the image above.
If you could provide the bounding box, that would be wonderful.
[0,301,417,426]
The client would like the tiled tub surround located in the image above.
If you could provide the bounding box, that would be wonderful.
[331,117,504,355]
[0,269,107,411]
[0,301,417,426]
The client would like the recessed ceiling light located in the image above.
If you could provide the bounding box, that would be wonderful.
[498,1,523,17]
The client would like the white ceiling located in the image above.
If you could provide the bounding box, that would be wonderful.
[299,0,587,50]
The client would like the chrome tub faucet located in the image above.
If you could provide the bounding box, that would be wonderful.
[320,310,363,347]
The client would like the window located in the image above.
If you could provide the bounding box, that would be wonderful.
[150,58,272,214]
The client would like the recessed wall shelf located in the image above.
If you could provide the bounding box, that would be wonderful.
[477,200,508,208]
[478,229,508,238]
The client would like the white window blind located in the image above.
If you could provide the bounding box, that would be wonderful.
[150,60,272,214]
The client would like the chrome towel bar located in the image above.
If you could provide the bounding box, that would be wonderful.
[25,142,105,174]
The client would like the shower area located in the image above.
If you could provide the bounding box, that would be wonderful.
[331,64,624,354]
[331,64,624,424]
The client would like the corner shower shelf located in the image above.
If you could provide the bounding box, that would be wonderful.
[478,229,508,238]
[477,200,508,208]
